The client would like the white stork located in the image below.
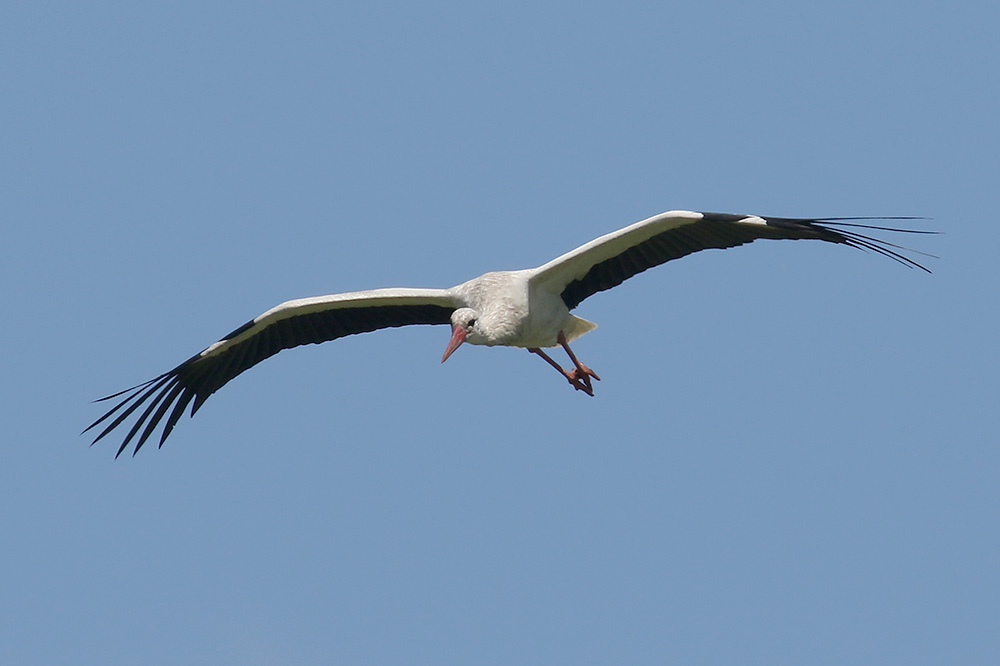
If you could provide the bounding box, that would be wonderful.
[86,210,931,456]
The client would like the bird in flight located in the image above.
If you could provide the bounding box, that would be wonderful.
[86,210,932,457]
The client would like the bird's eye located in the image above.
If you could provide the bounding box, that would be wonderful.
[467,318,476,328]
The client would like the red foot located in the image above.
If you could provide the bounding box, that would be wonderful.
[571,364,600,383]
[562,367,597,396]
[565,372,595,396]
[529,342,600,397]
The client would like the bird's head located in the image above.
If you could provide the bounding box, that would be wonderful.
[441,308,479,363]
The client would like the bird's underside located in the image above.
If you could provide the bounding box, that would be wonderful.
[86,210,934,456]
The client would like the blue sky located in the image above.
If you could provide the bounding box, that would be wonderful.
[3,1,998,664]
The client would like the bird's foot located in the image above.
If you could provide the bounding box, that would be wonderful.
[570,364,600,384]
[562,366,598,396]
[555,331,600,396]
[565,371,595,396]
[529,346,597,396]
[569,364,600,391]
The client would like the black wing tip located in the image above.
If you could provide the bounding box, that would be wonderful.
[89,375,165,404]
[810,218,936,273]
[748,214,937,273]
[85,369,197,458]
[697,212,936,273]
[811,217,941,236]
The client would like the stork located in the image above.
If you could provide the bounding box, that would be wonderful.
[86,210,932,456]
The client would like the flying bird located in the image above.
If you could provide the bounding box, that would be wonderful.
[86,210,932,456]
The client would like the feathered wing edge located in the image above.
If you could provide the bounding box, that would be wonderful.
[84,291,457,457]
[802,217,937,271]
[84,365,207,460]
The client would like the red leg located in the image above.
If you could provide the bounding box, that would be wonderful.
[557,331,600,392]
[528,347,595,396]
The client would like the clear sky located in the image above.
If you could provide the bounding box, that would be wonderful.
[3,2,998,664]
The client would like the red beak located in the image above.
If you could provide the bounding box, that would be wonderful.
[441,325,466,363]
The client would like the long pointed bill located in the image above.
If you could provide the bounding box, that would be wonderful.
[441,325,466,363]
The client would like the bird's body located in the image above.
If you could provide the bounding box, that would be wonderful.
[87,210,932,456]
[449,270,595,349]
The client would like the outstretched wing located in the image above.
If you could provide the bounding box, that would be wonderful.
[530,210,933,310]
[86,288,458,457]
